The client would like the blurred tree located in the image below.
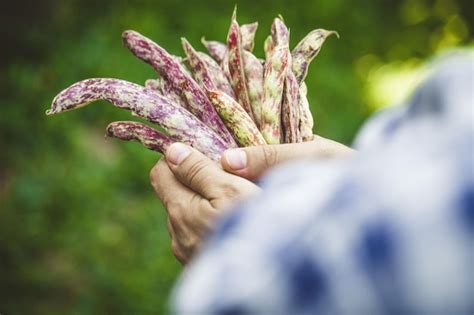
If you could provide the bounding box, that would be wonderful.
[0,0,472,314]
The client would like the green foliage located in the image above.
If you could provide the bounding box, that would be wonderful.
[0,0,472,313]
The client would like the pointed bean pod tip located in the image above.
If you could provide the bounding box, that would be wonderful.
[105,121,174,155]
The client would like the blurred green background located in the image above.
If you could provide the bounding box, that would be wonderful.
[0,0,472,314]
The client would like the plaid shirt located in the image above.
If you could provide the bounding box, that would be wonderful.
[172,53,474,314]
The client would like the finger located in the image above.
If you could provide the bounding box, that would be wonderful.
[151,161,206,263]
[165,142,234,199]
[150,159,180,209]
[150,158,197,215]
[151,157,220,230]
[221,135,353,180]
[168,215,192,264]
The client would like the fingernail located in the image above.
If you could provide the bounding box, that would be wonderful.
[167,143,191,165]
[224,149,247,170]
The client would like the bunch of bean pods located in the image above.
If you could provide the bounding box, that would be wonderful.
[47,9,338,161]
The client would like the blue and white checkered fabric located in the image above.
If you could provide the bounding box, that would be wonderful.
[172,53,474,314]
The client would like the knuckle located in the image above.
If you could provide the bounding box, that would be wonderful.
[185,159,211,188]
[260,145,279,167]
[219,181,241,199]
[184,196,214,229]
[182,194,201,224]
[165,197,189,213]
[167,195,200,234]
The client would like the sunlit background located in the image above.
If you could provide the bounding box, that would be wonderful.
[0,0,472,314]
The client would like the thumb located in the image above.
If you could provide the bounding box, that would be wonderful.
[221,135,353,180]
[165,142,224,199]
[165,142,260,204]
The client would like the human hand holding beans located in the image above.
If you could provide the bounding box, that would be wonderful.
[150,143,260,264]
[150,136,353,264]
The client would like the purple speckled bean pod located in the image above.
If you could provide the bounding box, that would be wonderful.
[271,17,289,46]
[243,50,263,128]
[263,35,275,60]
[201,22,257,63]
[158,77,186,107]
[207,89,266,147]
[201,37,226,64]
[182,38,236,100]
[47,78,229,158]
[221,51,231,81]
[197,51,235,98]
[227,12,254,120]
[145,78,185,107]
[122,30,237,147]
[298,82,314,141]
[292,29,339,84]
[260,19,290,144]
[281,60,301,143]
[105,121,173,155]
[240,22,258,52]
[145,79,160,91]
[182,38,216,92]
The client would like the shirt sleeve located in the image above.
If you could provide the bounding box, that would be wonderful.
[171,53,474,315]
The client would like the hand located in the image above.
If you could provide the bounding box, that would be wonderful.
[221,135,353,180]
[150,143,260,264]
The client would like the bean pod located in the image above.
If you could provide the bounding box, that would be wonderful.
[227,13,253,119]
[298,82,314,141]
[182,38,217,92]
[201,37,226,64]
[122,30,237,147]
[243,50,264,127]
[292,29,339,84]
[145,77,184,107]
[271,17,289,46]
[105,121,173,155]
[207,89,266,147]
[197,51,235,98]
[240,22,258,52]
[281,64,301,143]
[202,22,258,62]
[260,18,290,144]
[47,78,229,158]
[145,79,160,91]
